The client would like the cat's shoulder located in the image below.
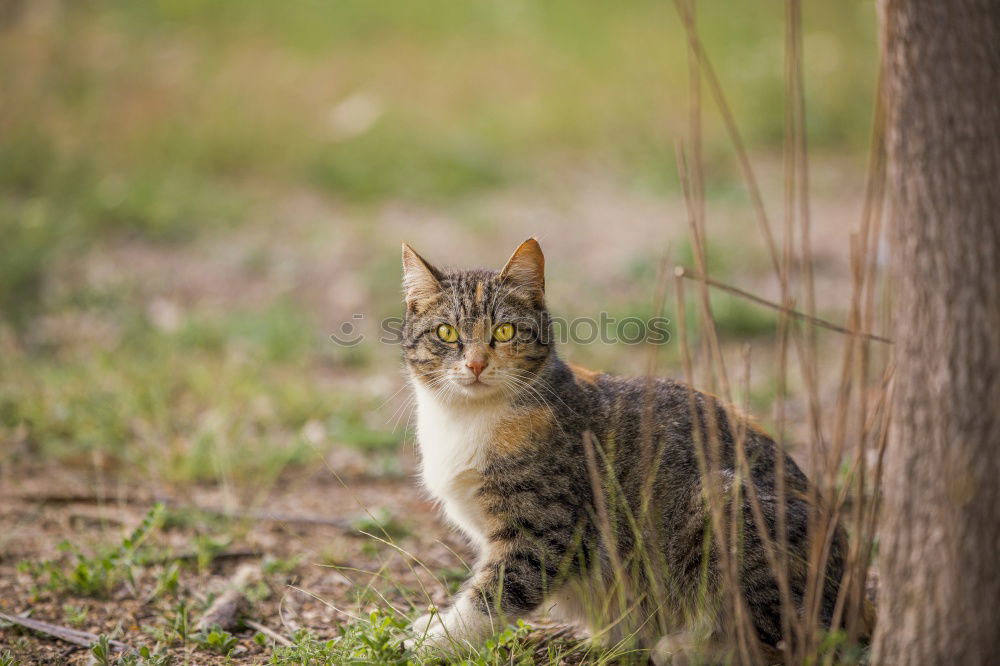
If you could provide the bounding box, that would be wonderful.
[562,363,692,404]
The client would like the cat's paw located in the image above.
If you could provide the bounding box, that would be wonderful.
[405,599,494,654]
[651,634,694,666]
[405,610,468,654]
[651,630,729,666]
[405,611,445,650]
[409,611,439,635]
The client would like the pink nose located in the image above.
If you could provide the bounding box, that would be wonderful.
[466,358,488,378]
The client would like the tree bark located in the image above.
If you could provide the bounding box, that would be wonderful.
[874,1,1000,664]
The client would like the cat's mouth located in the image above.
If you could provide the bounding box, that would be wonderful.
[454,376,499,396]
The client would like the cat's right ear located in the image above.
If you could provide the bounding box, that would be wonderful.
[401,242,442,306]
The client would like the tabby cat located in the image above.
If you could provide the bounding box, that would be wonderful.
[401,238,847,663]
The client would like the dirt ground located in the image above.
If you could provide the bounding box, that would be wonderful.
[1,451,506,663]
[0,165,884,664]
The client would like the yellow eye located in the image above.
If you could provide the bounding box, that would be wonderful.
[493,323,515,342]
[436,324,459,343]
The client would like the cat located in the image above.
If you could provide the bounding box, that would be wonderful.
[400,238,851,663]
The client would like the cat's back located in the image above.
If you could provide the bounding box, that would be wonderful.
[554,364,802,488]
[564,366,727,450]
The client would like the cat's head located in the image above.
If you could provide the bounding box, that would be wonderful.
[400,238,553,403]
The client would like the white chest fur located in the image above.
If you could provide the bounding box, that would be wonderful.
[412,382,507,551]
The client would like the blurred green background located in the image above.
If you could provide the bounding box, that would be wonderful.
[0,0,877,483]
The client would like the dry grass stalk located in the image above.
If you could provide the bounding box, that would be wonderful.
[672,0,781,279]
[243,619,293,647]
[666,0,889,662]
[672,268,892,346]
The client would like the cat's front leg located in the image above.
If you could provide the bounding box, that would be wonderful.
[407,591,496,653]
[409,542,552,653]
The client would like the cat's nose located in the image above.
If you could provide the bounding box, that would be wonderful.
[465,357,488,378]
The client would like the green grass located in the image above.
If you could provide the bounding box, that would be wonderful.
[0,299,400,481]
[194,625,240,656]
[267,613,571,666]
[90,636,170,666]
[0,3,875,469]
[0,1,876,319]
[18,504,164,599]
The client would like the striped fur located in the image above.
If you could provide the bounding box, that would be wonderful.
[401,240,846,661]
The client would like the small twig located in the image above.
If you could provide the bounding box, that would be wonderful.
[244,619,293,647]
[196,563,263,632]
[68,513,126,527]
[143,548,262,565]
[1,493,162,506]
[0,612,133,652]
[199,506,352,529]
[674,266,893,344]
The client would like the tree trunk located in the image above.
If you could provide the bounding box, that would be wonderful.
[873,1,1000,664]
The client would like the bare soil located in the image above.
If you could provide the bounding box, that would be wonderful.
[0,453,502,664]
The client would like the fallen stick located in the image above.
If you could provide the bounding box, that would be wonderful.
[68,512,126,527]
[5,494,353,529]
[143,548,262,565]
[244,619,293,647]
[196,563,262,632]
[0,612,133,652]
[0,493,159,506]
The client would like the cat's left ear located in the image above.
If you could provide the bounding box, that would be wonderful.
[500,238,545,296]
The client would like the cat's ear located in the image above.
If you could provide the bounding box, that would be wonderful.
[500,238,545,295]
[401,242,442,305]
